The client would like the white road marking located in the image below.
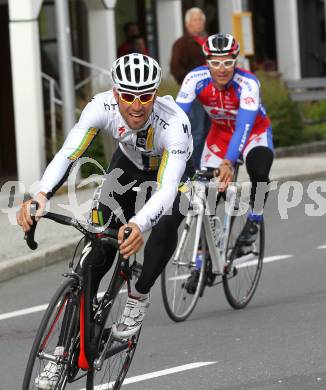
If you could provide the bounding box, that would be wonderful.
[168,254,294,280]
[81,361,217,390]
[237,254,293,269]
[0,289,127,322]
[317,245,326,249]
[0,255,293,321]
[0,304,48,321]
[169,274,190,281]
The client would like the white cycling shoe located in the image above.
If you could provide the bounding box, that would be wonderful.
[35,361,62,390]
[112,294,150,339]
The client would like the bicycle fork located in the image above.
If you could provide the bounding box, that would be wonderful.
[93,258,133,371]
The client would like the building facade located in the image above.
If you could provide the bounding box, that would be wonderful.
[1,0,325,190]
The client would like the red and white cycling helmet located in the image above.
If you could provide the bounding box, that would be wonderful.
[202,33,240,58]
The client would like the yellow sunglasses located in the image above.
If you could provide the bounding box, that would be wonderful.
[118,91,156,105]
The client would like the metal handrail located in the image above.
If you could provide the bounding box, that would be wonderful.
[72,56,111,92]
[42,57,112,156]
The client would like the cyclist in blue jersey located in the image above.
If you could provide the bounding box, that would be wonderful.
[176,33,274,245]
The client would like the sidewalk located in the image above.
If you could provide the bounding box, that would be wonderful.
[1,153,326,283]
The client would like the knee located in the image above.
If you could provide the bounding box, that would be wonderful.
[246,147,273,183]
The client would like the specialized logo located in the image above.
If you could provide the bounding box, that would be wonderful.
[118,127,126,137]
[80,242,92,267]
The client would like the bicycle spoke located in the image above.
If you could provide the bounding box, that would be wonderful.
[22,279,78,390]
[161,219,206,322]
[223,216,264,309]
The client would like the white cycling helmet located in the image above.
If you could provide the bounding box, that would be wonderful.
[111,53,162,93]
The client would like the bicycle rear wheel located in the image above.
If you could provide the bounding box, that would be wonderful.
[223,215,264,309]
[86,263,142,390]
[22,277,80,390]
[161,216,207,322]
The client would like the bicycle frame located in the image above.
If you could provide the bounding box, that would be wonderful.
[24,208,134,373]
[173,157,252,275]
[174,180,239,275]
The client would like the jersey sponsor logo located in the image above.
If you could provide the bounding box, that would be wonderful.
[136,130,147,147]
[243,96,256,105]
[182,123,189,135]
[178,91,189,99]
[243,80,253,91]
[153,113,170,129]
[171,149,186,155]
[150,206,164,225]
[250,133,265,144]
[209,108,236,121]
[210,144,220,153]
[104,102,118,111]
[118,126,126,137]
[185,71,207,85]
[239,123,251,151]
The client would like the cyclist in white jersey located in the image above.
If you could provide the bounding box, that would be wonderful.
[17,53,193,389]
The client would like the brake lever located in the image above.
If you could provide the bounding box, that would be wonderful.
[24,201,39,250]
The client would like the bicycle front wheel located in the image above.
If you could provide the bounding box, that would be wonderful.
[86,263,141,390]
[161,216,207,322]
[22,277,80,390]
[223,216,264,309]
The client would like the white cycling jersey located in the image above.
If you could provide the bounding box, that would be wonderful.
[39,90,193,232]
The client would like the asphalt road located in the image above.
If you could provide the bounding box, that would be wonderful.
[2,178,326,390]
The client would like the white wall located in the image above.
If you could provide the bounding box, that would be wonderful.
[85,0,116,92]
[9,0,45,190]
[217,0,234,34]
[156,0,183,78]
[274,0,301,79]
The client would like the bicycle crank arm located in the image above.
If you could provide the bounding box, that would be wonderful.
[105,340,130,359]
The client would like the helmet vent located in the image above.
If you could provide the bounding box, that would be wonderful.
[111,53,162,92]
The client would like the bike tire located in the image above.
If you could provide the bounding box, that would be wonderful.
[223,216,265,309]
[161,217,207,322]
[22,277,79,390]
[86,264,142,390]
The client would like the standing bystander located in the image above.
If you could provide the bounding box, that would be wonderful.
[118,22,148,57]
[170,7,210,169]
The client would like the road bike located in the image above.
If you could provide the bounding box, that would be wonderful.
[161,160,265,322]
[22,203,141,389]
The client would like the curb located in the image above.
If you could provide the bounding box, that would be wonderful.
[275,141,326,158]
[2,170,326,285]
[271,170,326,183]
